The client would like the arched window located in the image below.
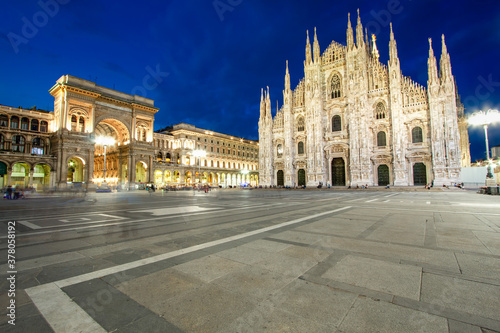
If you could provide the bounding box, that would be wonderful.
[211,160,214,167]
[40,121,48,132]
[71,115,78,131]
[31,119,39,131]
[332,115,341,132]
[78,117,85,132]
[0,114,8,127]
[10,116,19,129]
[157,152,163,162]
[277,144,283,158]
[377,131,386,147]
[0,134,4,150]
[412,127,423,143]
[331,74,341,99]
[32,137,44,155]
[21,118,29,130]
[298,141,304,154]
[375,103,386,119]
[297,117,305,132]
[12,135,25,152]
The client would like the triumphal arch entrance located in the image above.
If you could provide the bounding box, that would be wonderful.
[49,75,158,189]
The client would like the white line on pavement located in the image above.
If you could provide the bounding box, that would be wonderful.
[18,221,42,230]
[25,205,351,332]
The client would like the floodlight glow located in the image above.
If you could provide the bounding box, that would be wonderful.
[95,136,116,146]
[192,150,207,158]
[468,109,500,127]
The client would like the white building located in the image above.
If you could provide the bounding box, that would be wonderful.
[258,11,470,187]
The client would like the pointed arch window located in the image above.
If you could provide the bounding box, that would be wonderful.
[298,141,305,154]
[297,117,305,132]
[412,127,423,143]
[331,74,342,99]
[377,131,386,147]
[332,115,341,132]
[375,102,386,119]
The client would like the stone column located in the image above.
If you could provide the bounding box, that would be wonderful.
[28,168,34,188]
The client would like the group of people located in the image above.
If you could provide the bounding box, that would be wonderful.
[3,185,26,199]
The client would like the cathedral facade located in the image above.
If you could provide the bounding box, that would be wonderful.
[259,11,471,188]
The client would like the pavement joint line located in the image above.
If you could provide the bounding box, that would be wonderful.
[24,206,351,332]
[358,205,500,216]
[0,202,287,238]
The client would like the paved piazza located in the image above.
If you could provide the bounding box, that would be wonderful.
[0,188,499,332]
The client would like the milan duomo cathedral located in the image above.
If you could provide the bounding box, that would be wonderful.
[258,11,471,187]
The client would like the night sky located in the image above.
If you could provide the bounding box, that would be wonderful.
[1,0,499,162]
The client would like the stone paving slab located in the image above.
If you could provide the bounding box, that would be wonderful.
[173,254,246,283]
[319,235,461,273]
[337,297,449,333]
[420,272,500,321]
[295,217,376,238]
[455,252,500,282]
[154,282,258,332]
[322,254,422,300]
[269,279,357,328]
[212,265,295,301]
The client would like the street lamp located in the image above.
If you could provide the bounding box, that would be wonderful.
[241,169,249,187]
[468,109,500,182]
[96,136,116,187]
[192,150,206,185]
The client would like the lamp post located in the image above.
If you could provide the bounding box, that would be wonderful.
[241,169,249,187]
[468,109,500,183]
[96,136,116,188]
[192,150,206,186]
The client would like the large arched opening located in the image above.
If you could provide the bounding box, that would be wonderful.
[94,118,130,187]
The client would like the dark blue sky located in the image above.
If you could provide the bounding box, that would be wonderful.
[1,0,499,162]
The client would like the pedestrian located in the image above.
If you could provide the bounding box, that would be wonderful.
[6,185,12,200]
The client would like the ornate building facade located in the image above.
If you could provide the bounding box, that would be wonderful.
[0,75,258,190]
[259,11,470,187]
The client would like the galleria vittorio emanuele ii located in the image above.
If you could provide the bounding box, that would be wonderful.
[258,11,471,188]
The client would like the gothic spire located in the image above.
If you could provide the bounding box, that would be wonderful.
[346,12,354,50]
[305,30,312,65]
[439,34,452,83]
[427,38,439,85]
[266,86,272,119]
[284,60,290,91]
[356,9,364,48]
[371,34,379,62]
[388,23,399,66]
[260,88,265,119]
[313,27,321,63]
